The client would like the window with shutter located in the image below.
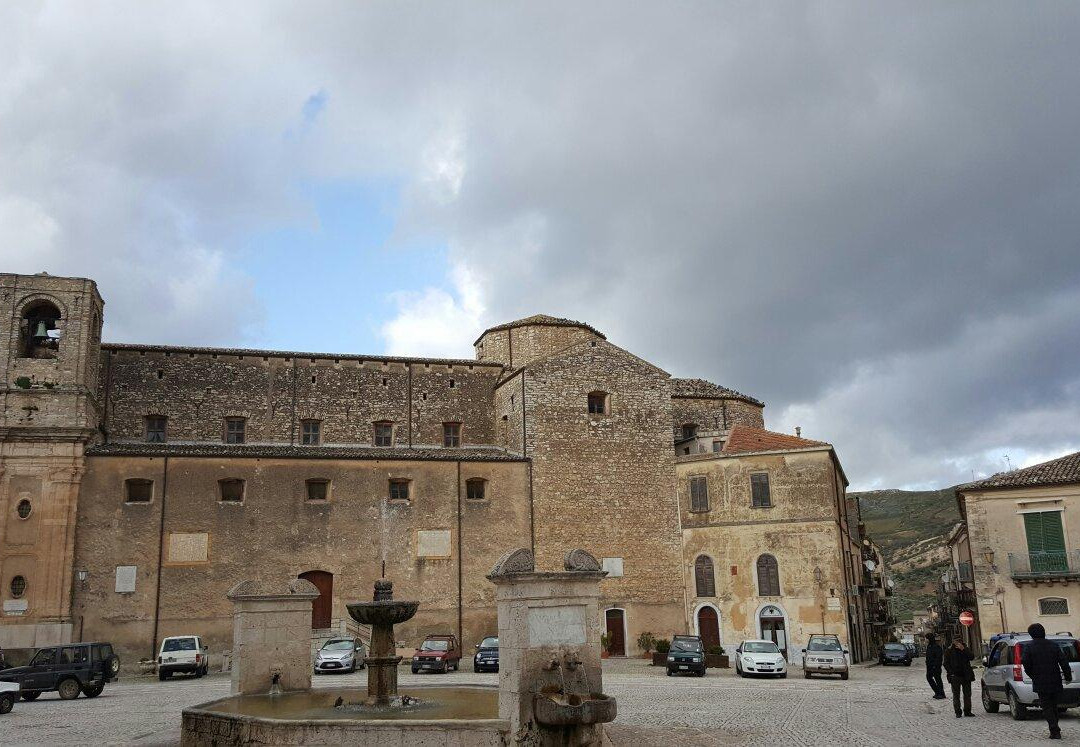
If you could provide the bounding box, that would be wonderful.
[751,473,772,507]
[757,554,780,596]
[1024,511,1067,572]
[689,476,709,512]
[695,555,716,597]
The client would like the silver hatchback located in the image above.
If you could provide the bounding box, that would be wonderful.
[801,634,850,680]
[981,634,1080,719]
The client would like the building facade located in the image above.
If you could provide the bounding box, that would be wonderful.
[0,272,879,666]
[955,451,1080,646]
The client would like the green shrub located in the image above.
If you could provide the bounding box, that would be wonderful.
[600,632,612,652]
[636,631,657,654]
[707,644,725,655]
[654,638,671,654]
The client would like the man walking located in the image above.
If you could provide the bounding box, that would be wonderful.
[943,636,975,717]
[1021,623,1073,739]
[925,633,946,699]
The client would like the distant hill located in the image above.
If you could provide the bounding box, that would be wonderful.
[852,488,963,620]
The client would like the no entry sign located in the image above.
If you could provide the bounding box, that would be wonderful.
[959,610,975,627]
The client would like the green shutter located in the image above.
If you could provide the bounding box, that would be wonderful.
[1024,511,1066,572]
[1025,512,1046,554]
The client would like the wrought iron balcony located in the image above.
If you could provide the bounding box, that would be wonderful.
[1008,551,1080,582]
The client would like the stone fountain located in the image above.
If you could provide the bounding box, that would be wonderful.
[345,578,418,707]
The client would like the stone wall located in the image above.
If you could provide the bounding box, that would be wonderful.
[671,397,764,439]
[475,322,602,369]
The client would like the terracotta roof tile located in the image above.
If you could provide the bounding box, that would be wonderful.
[959,450,1080,491]
[722,425,830,454]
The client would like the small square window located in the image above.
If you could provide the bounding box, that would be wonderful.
[466,478,486,501]
[301,419,321,445]
[389,479,410,502]
[125,478,153,503]
[443,422,461,448]
[682,424,698,441]
[587,392,608,415]
[145,416,167,443]
[1039,597,1069,616]
[225,417,246,444]
[306,479,329,502]
[751,473,772,508]
[219,478,245,503]
[374,422,394,447]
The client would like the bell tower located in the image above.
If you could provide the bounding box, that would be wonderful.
[0,272,103,648]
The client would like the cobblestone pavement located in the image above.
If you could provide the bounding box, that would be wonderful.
[0,658,1072,745]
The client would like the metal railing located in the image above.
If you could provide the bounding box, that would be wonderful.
[1008,551,1080,579]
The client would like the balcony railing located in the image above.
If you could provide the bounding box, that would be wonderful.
[1008,551,1080,581]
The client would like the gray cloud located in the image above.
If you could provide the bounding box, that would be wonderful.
[1,2,1078,488]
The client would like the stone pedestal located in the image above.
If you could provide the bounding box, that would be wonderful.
[488,548,611,745]
[226,578,319,696]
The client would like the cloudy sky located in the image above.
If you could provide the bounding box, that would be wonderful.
[2,3,1078,490]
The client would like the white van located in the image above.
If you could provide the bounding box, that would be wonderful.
[158,636,209,680]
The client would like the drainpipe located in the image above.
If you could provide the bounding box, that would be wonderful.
[150,455,169,660]
[456,460,463,646]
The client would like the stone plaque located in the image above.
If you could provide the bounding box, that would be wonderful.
[167,532,209,564]
[115,565,137,593]
[827,597,842,611]
[601,557,623,577]
[416,529,452,558]
[527,605,587,646]
[3,599,29,615]
[980,597,996,606]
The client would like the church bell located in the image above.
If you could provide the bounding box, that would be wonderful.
[32,321,50,341]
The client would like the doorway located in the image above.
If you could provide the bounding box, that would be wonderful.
[604,608,626,656]
[697,606,721,651]
[758,604,788,659]
[299,570,333,629]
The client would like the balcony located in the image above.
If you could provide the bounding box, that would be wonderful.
[1008,551,1080,583]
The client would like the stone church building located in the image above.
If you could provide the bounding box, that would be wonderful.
[0,272,884,666]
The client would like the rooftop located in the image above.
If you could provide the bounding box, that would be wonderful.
[958,449,1080,492]
[474,314,606,345]
[101,342,502,368]
[670,378,764,406]
[87,442,526,462]
[722,425,830,455]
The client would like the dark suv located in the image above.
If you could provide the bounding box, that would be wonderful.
[666,635,706,677]
[0,642,119,700]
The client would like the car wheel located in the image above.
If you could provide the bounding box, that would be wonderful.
[0,693,14,714]
[905,661,911,667]
[804,670,812,679]
[411,667,418,674]
[58,677,81,700]
[104,654,121,679]
[1008,688,1028,720]
[779,673,787,679]
[160,671,171,681]
[21,691,40,701]
[841,672,849,681]
[666,668,673,676]
[82,684,105,698]
[981,685,1000,713]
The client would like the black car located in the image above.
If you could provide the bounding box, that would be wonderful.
[666,635,706,677]
[879,642,913,666]
[473,636,499,673]
[0,642,119,700]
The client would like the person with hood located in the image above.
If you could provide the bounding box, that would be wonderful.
[1021,623,1073,739]
[943,635,975,717]
[924,633,946,699]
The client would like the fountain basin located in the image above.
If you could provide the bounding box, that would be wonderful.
[181,685,507,746]
[533,691,617,727]
[346,599,419,626]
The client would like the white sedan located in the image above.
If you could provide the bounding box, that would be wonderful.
[735,639,788,678]
[0,680,18,714]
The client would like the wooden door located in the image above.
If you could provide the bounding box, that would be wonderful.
[605,609,626,656]
[697,607,721,651]
[299,570,333,629]
[760,609,787,659]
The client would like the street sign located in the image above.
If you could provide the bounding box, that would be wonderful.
[959,610,975,627]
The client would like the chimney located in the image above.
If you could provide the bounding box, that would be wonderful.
[795,426,802,438]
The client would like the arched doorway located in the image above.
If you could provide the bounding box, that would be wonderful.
[696,606,721,651]
[604,608,626,656]
[298,570,333,629]
[758,604,788,659]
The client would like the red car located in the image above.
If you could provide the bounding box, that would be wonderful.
[411,635,461,673]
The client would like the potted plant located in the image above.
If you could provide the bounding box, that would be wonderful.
[600,632,612,659]
[652,638,670,667]
[705,644,728,668]
[636,631,657,660]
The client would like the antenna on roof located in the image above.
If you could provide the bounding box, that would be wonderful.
[795,426,802,438]
[1004,454,1012,471]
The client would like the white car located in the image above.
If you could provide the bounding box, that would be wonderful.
[158,635,209,680]
[735,639,788,678]
[0,680,18,714]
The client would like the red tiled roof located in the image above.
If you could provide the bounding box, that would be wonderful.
[958,450,1080,492]
[722,425,830,455]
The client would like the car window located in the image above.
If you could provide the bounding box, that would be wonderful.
[31,648,56,666]
[987,643,1002,667]
[480,637,498,648]
[672,638,703,652]
[421,640,450,651]
[884,644,907,651]
[322,640,354,651]
[807,637,842,652]
[1018,640,1080,663]
[743,642,779,653]
[163,638,197,652]
[94,644,113,663]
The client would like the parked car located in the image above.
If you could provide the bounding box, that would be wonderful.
[473,636,499,673]
[879,643,913,666]
[981,632,1080,720]
[158,635,209,680]
[411,634,461,673]
[0,642,119,700]
[314,637,366,674]
[904,642,917,658]
[0,681,18,714]
[801,634,849,680]
[735,640,787,678]
[666,635,706,677]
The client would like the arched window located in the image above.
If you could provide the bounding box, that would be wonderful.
[587,391,609,415]
[757,554,780,596]
[21,300,61,358]
[695,555,716,597]
[1039,597,1069,616]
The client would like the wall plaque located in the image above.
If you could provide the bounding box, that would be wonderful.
[167,532,209,564]
[417,529,452,559]
[527,605,587,646]
[115,565,137,593]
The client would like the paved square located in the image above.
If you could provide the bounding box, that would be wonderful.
[0,659,1070,745]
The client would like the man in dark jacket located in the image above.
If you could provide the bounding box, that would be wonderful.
[1021,623,1073,739]
[943,636,975,717]
[925,634,946,699]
